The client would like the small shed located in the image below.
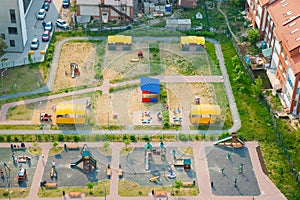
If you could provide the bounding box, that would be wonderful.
[180,36,205,51]
[107,35,132,51]
[56,104,86,124]
[166,19,191,31]
[140,76,160,102]
[178,0,198,9]
[190,104,221,124]
[183,159,191,170]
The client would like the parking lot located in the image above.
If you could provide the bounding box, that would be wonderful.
[3,0,65,66]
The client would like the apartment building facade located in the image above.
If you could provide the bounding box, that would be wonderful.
[246,0,300,115]
[76,0,134,23]
[0,0,30,53]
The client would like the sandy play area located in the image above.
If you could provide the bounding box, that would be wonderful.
[103,43,150,81]
[95,87,162,126]
[53,42,101,91]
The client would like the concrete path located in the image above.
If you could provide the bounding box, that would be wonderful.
[0,141,285,200]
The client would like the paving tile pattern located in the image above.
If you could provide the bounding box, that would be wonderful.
[0,148,38,188]
[41,147,111,187]
[206,146,260,196]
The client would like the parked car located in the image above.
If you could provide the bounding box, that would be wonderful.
[42,2,50,11]
[44,0,51,3]
[42,30,50,42]
[44,22,53,31]
[62,0,70,8]
[37,9,46,20]
[30,38,39,50]
[56,19,69,29]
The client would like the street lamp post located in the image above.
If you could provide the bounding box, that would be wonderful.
[104,179,106,200]
[1,68,7,93]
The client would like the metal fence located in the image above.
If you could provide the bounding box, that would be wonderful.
[0,54,45,69]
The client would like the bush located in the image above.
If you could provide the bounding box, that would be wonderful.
[142,135,150,142]
[130,134,136,142]
[0,136,5,142]
[218,132,230,140]
[7,135,11,142]
[174,180,182,188]
[58,134,64,142]
[74,135,80,142]
[179,133,188,141]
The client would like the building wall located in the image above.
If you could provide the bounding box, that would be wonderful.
[0,0,28,53]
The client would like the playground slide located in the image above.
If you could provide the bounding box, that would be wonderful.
[145,153,149,170]
[70,157,83,167]
[90,156,97,167]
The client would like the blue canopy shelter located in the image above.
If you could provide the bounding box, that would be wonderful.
[140,76,160,102]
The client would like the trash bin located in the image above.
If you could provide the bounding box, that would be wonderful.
[62,191,65,196]
[152,190,154,195]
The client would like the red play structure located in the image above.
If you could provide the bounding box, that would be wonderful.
[70,63,80,78]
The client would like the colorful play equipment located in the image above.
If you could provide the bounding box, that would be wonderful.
[50,166,57,179]
[70,63,80,78]
[213,132,244,148]
[18,167,27,182]
[167,170,176,179]
[138,49,143,58]
[160,142,166,161]
[174,158,192,170]
[16,155,31,163]
[40,112,52,122]
[140,76,160,103]
[149,176,161,183]
[144,142,167,170]
[70,144,97,174]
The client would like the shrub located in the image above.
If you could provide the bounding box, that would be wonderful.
[58,134,64,142]
[174,180,182,188]
[7,135,11,142]
[74,135,79,142]
[142,135,150,142]
[0,136,5,142]
[130,134,136,142]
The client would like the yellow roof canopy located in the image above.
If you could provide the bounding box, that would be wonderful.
[56,104,86,116]
[108,35,132,44]
[190,104,220,116]
[180,36,205,45]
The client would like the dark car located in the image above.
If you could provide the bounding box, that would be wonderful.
[44,0,51,3]
[42,30,50,42]
[42,2,50,11]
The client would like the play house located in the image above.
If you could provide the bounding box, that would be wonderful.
[183,159,191,170]
[190,104,221,124]
[180,36,205,51]
[56,104,86,124]
[107,35,132,51]
[140,76,160,103]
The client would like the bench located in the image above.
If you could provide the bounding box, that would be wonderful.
[69,192,81,198]
[154,191,167,197]
[107,168,111,177]
[45,183,57,188]
[182,181,194,187]
[67,145,79,150]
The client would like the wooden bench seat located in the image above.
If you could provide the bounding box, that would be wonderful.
[182,182,194,187]
[107,168,111,177]
[69,192,81,198]
[154,191,167,197]
[67,145,79,150]
[45,183,57,188]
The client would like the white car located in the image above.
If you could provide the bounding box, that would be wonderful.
[44,22,53,31]
[56,19,69,29]
[37,9,46,20]
[30,38,39,50]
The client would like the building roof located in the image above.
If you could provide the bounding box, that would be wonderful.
[180,36,205,45]
[56,104,86,116]
[259,0,271,6]
[140,76,160,93]
[77,0,100,5]
[190,104,221,116]
[267,0,300,51]
[166,19,191,25]
[107,35,132,44]
[267,0,300,75]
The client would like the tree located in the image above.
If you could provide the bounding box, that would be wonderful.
[52,141,58,147]
[103,141,109,149]
[87,182,94,194]
[124,139,130,147]
[252,76,263,98]
[247,28,259,44]
[0,37,7,58]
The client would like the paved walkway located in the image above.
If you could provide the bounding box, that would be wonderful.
[0,141,285,200]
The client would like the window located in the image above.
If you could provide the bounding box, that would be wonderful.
[0,34,5,40]
[285,54,288,63]
[9,40,15,47]
[279,61,283,69]
[8,27,17,35]
[10,9,16,23]
[287,76,293,89]
[281,48,284,56]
